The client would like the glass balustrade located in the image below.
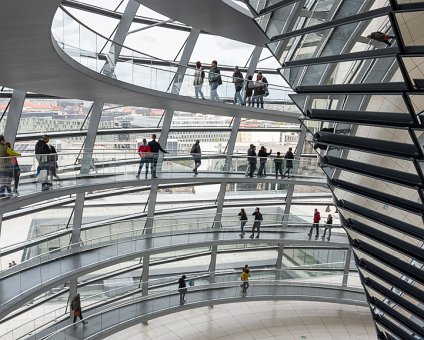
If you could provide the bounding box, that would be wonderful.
[1,269,361,340]
[40,273,363,339]
[0,151,324,200]
[0,227,348,309]
[0,213,346,277]
[51,8,296,111]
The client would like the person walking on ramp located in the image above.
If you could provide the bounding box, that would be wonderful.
[308,208,321,239]
[148,134,168,178]
[283,147,294,178]
[178,275,188,304]
[322,214,333,241]
[70,293,87,326]
[250,207,263,239]
[238,208,248,238]
[190,140,201,175]
[240,266,250,294]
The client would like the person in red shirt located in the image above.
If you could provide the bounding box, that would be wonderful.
[136,139,151,179]
[308,208,321,239]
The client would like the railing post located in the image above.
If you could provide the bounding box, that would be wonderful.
[3,89,26,146]
[70,193,86,248]
[80,102,104,175]
[209,245,217,284]
[68,278,78,311]
[102,0,140,77]
[157,28,201,164]
[141,254,150,325]
[0,89,25,233]
[275,243,284,280]
[213,46,263,229]
[68,102,103,304]
[282,125,307,228]
[342,247,352,287]
[144,184,159,235]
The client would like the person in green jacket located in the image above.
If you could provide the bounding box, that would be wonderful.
[0,135,21,197]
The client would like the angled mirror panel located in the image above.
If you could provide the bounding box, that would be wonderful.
[395,10,424,46]
[401,57,424,94]
[409,94,424,115]
[334,169,423,206]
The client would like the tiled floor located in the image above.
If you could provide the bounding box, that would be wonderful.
[107,301,377,340]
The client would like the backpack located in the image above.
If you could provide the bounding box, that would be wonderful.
[217,75,222,85]
[257,212,263,221]
[190,144,198,154]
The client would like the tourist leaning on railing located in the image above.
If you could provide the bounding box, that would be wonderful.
[245,75,254,107]
[136,138,151,179]
[283,147,294,178]
[35,135,52,191]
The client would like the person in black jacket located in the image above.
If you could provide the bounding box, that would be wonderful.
[283,147,294,178]
[178,275,187,304]
[253,72,267,108]
[148,134,168,178]
[257,146,272,176]
[238,208,248,237]
[322,214,333,241]
[249,207,263,239]
[190,140,201,175]
[35,135,52,191]
[208,60,221,101]
[245,75,254,106]
[70,293,87,325]
[247,144,257,178]
[273,152,283,178]
[232,66,244,105]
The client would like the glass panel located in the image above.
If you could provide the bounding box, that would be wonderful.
[283,57,399,88]
[293,94,409,114]
[269,15,394,65]
[17,98,94,134]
